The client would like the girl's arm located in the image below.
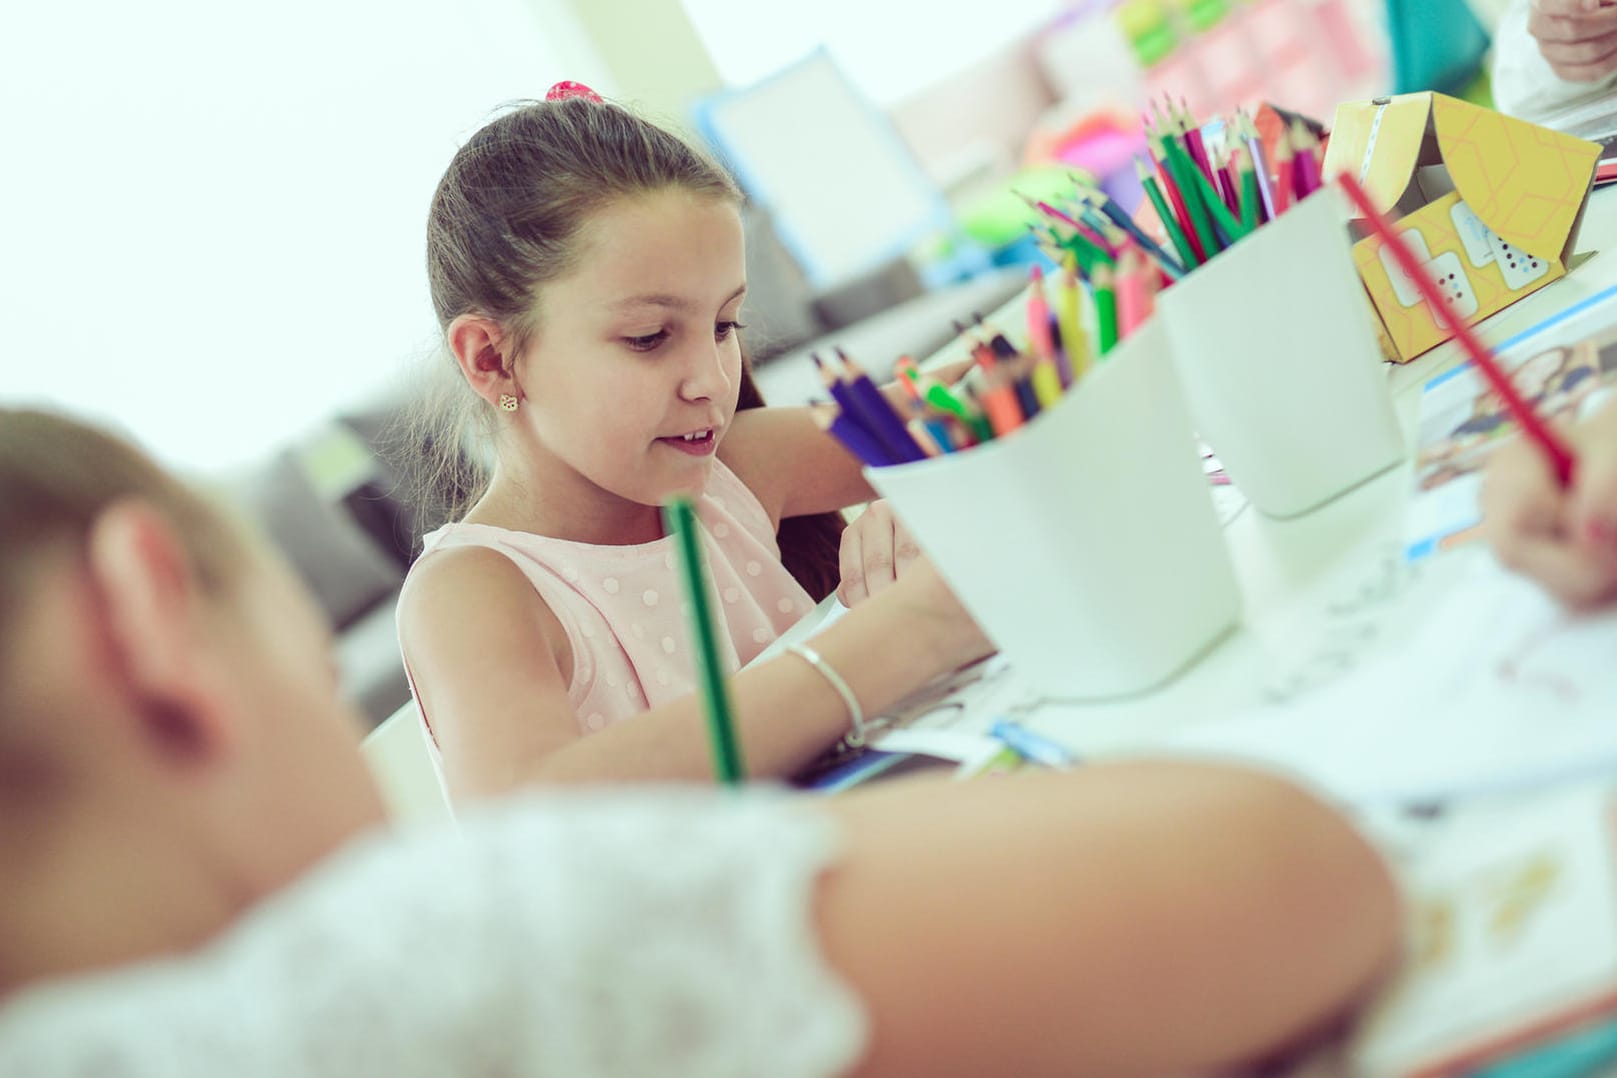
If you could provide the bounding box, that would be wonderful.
[723,358,976,524]
[818,762,1401,1077]
[398,545,991,800]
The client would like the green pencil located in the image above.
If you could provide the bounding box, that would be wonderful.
[1136,158,1199,270]
[1237,146,1262,233]
[1157,136,1220,259]
[1091,263,1119,356]
[925,382,993,443]
[664,496,744,786]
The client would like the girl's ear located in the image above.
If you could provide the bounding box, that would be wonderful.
[85,501,231,764]
[447,315,522,409]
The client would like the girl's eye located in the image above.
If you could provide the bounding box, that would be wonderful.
[624,329,670,352]
[715,320,747,341]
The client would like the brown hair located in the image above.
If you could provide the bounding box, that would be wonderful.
[0,411,244,620]
[0,409,248,774]
[415,97,845,600]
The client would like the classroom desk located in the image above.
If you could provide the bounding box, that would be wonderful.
[922,185,1617,760]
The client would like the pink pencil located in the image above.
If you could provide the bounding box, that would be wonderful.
[1026,264,1056,359]
[1115,245,1151,340]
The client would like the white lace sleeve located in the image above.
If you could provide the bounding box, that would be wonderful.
[0,789,868,1078]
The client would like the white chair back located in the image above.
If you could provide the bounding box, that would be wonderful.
[361,701,453,826]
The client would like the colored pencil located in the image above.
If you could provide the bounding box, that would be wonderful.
[1137,158,1199,270]
[891,355,923,402]
[1115,245,1150,340]
[1075,182,1187,279]
[1092,262,1119,355]
[1180,100,1215,187]
[1173,138,1243,243]
[1158,135,1222,257]
[1337,173,1575,485]
[1020,193,1115,258]
[822,407,896,467]
[1057,257,1090,381]
[1240,111,1277,222]
[924,382,993,444]
[1233,144,1260,233]
[1292,122,1322,198]
[1147,134,1206,263]
[1273,136,1295,214]
[664,495,745,785]
[989,718,1077,769]
[974,369,1026,436]
[833,348,928,464]
[1026,264,1056,360]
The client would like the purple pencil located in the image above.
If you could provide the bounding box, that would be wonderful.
[833,348,928,464]
[1246,135,1276,222]
[820,408,897,467]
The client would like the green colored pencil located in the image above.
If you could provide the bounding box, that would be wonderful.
[1136,159,1199,270]
[1157,136,1220,259]
[1175,141,1245,242]
[1091,263,1119,356]
[925,382,993,443]
[1235,146,1261,232]
[664,496,744,786]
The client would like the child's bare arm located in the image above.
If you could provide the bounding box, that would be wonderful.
[401,547,991,798]
[817,763,1400,1077]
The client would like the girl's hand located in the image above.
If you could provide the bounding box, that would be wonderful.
[1481,397,1617,606]
[1528,0,1617,82]
[837,500,924,606]
[885,554,997,671]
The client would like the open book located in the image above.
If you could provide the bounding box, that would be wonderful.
[1408,285,1617,561]
[1353,783,1617,1076]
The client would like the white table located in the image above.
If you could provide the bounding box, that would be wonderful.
[917,186,1617,760]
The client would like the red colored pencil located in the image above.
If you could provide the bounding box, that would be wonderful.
[1337,173,1575,485]
[1273,136,1295,214]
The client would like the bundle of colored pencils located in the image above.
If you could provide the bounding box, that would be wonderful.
[1024,98,1327,290]
[816,259,1118,467]
[1136,98,1324,274]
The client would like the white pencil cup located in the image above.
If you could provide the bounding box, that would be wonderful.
[1158,186,1405,519]
[866,319,1241,700]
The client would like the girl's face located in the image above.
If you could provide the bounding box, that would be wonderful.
[514,189,747,509]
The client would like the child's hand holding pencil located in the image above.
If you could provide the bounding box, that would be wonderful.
[1483,394,1617,608]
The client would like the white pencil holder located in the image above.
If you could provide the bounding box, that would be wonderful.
[1158,186,1405,519]
[866,319,1240,700]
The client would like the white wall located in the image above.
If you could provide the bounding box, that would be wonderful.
[0,0,610,472]
[681,0,1065,106]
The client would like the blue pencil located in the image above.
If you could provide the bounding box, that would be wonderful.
[989,719,1077,770]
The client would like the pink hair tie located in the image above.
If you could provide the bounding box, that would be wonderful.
[546,80,602,103]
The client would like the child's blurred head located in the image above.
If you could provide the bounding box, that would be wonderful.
[0,410,384,992]
[424,96,752,510]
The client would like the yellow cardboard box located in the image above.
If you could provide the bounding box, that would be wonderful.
[1322,92,1599,363]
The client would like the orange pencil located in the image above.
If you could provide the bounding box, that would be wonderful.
[891,354,923,403]
[973,366,1026,437]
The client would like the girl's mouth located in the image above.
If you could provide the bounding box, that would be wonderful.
[659,428,716,456]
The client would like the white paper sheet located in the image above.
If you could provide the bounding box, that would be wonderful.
[1164,552,1617,808]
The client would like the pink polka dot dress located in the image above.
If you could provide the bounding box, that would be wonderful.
[405,460,813,737]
